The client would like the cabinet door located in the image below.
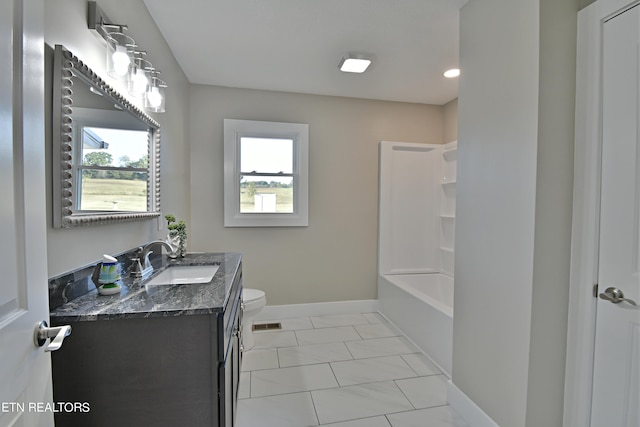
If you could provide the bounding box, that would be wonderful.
[231,325,240,424]
[222,351,232,427]
[220,311,241,427]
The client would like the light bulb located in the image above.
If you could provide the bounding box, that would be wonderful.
[132,68,148,94]
[105,32,134,80]
[111,45,130,76]
[147,86,162,108]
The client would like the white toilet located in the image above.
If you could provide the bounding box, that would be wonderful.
[242,288,266,350]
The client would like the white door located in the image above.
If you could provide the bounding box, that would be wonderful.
[0,0,53,426]
[592,4,640,426]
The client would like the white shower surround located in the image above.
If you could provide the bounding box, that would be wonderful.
[377,141,457,377]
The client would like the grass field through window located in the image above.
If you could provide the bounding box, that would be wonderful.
[240,187,293,213]
[79,177,147,211]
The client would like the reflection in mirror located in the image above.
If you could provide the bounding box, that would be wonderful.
[52,44,161,227]
[79,126,148,211]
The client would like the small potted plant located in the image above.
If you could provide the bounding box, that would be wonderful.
[165,214,187,257]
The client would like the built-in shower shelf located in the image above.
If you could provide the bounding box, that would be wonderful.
[443,147,457,160]
[441,267,454,277]
[440,141,457,279]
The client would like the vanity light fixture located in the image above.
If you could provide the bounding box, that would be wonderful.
[443,68,460,78]
[88,1,167,112]
[339,53,374,73]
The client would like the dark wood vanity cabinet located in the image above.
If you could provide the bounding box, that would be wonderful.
[220,271,243,427]
[51,267,243,427]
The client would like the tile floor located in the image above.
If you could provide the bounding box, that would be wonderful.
[236,312,468,427]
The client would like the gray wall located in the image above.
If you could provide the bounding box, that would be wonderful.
[45,0,190,277]
[455,1,539,423]
[454,0,577,426]
[189,85,446,305]
[526,0,576,424]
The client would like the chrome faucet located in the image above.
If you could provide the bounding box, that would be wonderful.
[131,240,176,278]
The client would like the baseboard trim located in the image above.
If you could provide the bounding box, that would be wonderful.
[448,381,499,427]
[254,299,380,320]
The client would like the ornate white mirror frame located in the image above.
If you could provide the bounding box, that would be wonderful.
[52,44,161,227]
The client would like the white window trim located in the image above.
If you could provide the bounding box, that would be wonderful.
[223,119,309,227]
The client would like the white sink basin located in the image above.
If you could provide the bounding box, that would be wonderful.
[144,265,220,286]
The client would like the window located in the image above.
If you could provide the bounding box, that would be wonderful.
[224,119,309,227]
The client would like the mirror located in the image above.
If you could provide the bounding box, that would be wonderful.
[52,44,161,227]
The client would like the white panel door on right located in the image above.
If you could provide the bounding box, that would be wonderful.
[592,4,640,426]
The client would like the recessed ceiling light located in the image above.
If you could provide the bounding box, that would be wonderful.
[339,53,374,73]
[443,68,460,78]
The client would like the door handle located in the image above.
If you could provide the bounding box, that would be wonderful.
[34,321,72,352]
[599,287,637,306]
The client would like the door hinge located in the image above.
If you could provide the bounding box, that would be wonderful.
[593,283,599,298]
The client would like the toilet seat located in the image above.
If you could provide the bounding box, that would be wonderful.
[243,288,266,312]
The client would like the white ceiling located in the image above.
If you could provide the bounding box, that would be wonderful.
[142,0,465,105]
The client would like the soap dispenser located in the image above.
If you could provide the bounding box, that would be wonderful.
[97,254,121,296]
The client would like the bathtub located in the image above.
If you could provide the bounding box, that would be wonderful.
[378,273,453,376]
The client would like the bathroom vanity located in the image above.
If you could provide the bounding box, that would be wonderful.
[49,252,243,427]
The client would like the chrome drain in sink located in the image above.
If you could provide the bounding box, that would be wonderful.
[252,322,282,331]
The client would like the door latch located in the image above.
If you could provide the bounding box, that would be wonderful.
[34,321,72,352]
[599,287,637,306]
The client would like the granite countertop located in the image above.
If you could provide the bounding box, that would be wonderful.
[50,252,242,322]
